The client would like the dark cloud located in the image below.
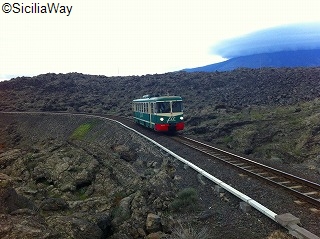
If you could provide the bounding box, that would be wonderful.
[211,22,320,58]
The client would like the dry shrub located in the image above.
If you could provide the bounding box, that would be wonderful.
[266,230,294,239]
[172,222,209,239]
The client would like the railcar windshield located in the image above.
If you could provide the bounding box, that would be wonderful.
[156,101,183,113]
[172,101,183,112]
[157,102,170,113]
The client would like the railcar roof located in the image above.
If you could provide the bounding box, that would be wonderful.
[133,96,182,102]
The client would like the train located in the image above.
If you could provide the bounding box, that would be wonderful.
[132,95,184,132]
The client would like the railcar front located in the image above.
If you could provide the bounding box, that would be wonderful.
[152,96,184,131]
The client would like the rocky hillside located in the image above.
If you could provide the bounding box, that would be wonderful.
[0,113,293,239]
[0,68,320,167]
[1,68,319,238]
[0,113,187,238]
[0,68,320,113]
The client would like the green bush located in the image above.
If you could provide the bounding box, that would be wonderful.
[70,123,93,140]
[169,187,198,212]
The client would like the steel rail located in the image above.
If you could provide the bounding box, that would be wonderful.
[175,136,320,208]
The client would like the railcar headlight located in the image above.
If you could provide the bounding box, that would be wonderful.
[180,116,184,120]
[160,117,164,121]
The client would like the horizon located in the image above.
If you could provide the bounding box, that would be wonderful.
[1,0,320,81]
[3,47,320,82]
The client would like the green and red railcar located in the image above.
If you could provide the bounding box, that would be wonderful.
[132,95,184,132]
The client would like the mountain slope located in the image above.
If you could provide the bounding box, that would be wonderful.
[0,68,320,184]
[1,68,320,113]
[183,49,320,72]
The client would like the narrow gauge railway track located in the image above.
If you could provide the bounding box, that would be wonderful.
[4,112,319,208]
[173,136,320,209]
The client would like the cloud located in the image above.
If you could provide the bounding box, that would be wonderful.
[211,22,320,58]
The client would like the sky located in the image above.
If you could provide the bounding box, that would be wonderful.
[1,0,320,81]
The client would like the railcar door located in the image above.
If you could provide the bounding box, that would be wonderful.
[148,102,152,128]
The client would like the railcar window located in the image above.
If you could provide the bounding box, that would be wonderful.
[172,101,183,112]
[157,102,170,113]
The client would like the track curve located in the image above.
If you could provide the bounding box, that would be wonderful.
[173,136,320,208]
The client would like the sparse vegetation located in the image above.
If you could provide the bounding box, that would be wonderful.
[0,107,317,239]
[1,69,319,175]
[266,230,295,239]
[170,187,198,212]
[0,68,320,238]
[74,187,89,200]
[70,123,93,140]
[172,222,209,239]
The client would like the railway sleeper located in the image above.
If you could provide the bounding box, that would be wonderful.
[256,172,269,175]
[265,176,279,179]
[224,160,238,163]
[288,185,303,189]
[302,191,318,195]
[241,165,253,169]
[233,163,245,166]
[279,181,291,184]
